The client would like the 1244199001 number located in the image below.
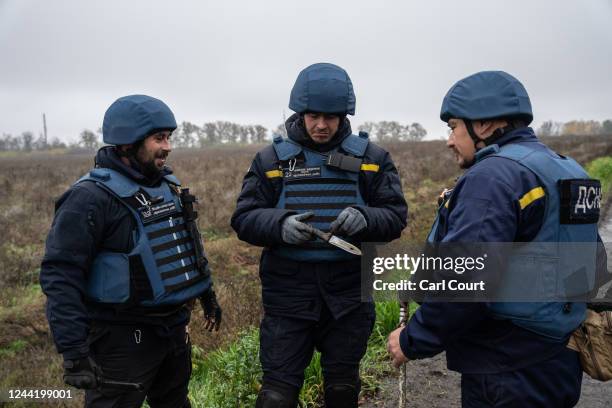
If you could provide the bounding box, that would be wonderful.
[4,388,73,400]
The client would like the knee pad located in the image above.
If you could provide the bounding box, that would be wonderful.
[255,382,299,408]
[324,381,360,408]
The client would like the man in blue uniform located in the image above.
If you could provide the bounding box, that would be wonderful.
[387,71,604,407]
[40,95,222,408]
[231,63,408,407]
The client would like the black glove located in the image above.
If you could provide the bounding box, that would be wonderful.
[200,288,222,332]
[63,356,100,389]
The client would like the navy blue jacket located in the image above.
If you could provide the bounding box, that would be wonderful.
[400,128,591,373]
[40,147,191,360]
[231,115,408,320]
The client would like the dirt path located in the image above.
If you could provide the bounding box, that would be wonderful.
[363,216,612,407]
[363,355,612,408]
[362,353,460,408]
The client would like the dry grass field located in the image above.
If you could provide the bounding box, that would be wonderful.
[0,135,610,406]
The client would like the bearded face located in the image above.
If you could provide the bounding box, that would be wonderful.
[135,131,172,177]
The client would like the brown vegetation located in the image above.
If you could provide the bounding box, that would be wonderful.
[0,135,610,404]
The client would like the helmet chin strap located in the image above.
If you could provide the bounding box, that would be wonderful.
[115,144,137,158]
[464,119,525,151]
[114,144,146,172]
[464,120,486,151]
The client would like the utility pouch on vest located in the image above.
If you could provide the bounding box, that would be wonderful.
[568,309,612,381]
[88,252,155,307]
[87,251,131,303]
[326,153,362,173]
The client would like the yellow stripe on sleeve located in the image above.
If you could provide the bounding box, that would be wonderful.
[360,163,380,172]
[265,170,283,179]
[519,186,545,210]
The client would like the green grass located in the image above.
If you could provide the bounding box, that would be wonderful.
[188,329,261,407]
[587,156,612,193]
[0,339,28,358]
[187,301,416,407]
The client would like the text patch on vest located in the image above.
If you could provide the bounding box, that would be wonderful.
[283,167,322,179]
[139,201,178,224]
[560,179,601,224]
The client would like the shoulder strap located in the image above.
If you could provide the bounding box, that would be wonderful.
[77,168,180,197]
[475,143,539,164]
[163,173,181,186]
[272,135,303,161]
[76,168,140,198]
[341,132,369,157]
[494,144,536,161]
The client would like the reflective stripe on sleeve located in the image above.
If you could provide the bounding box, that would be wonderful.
[265,170,283,178]
[360,164,380,172]
[519,186,545,210]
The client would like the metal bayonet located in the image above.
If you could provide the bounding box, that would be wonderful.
[306,225,362,256]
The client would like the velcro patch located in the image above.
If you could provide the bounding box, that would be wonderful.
[326,153,363,173]
[283,167,322,179]
[140,201,179,224]
[559,179,601,224]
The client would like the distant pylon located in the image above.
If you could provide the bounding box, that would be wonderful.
[42,113,48,146]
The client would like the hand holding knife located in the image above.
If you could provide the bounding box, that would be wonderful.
[281,211,363,256]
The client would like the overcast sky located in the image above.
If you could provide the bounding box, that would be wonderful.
[1,0,611,143]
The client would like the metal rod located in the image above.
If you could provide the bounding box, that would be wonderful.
[399,303,407,408]
[98,378,144,392]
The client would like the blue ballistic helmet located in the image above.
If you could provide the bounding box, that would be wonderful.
[440,71,533,125]
[103,95,177,145]
[289,63,356,115]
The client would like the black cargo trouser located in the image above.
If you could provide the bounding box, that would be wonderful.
[461,348,583,408]
[259,302,376,389]
[85,323,192,408]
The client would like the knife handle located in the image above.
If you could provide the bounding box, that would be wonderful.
[306,224,331,242]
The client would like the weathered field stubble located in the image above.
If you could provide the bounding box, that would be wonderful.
[0,135,610,406]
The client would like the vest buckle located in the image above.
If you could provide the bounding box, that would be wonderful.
[288,158,297,172]
[135,193,150,207]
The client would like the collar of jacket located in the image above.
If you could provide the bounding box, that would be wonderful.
[474,127,539,163]
[94,146,172,187]
[488,126,538,148]
[285,113,353,153]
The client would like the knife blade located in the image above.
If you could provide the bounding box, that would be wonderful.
[306,225,362,256]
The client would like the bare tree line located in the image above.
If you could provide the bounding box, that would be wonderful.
[4,117,610,153]
[358,121,428,142]
[2,119,429,152]
[173,121,269,147]
[538,119,612,137]
[0,131,69,152]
